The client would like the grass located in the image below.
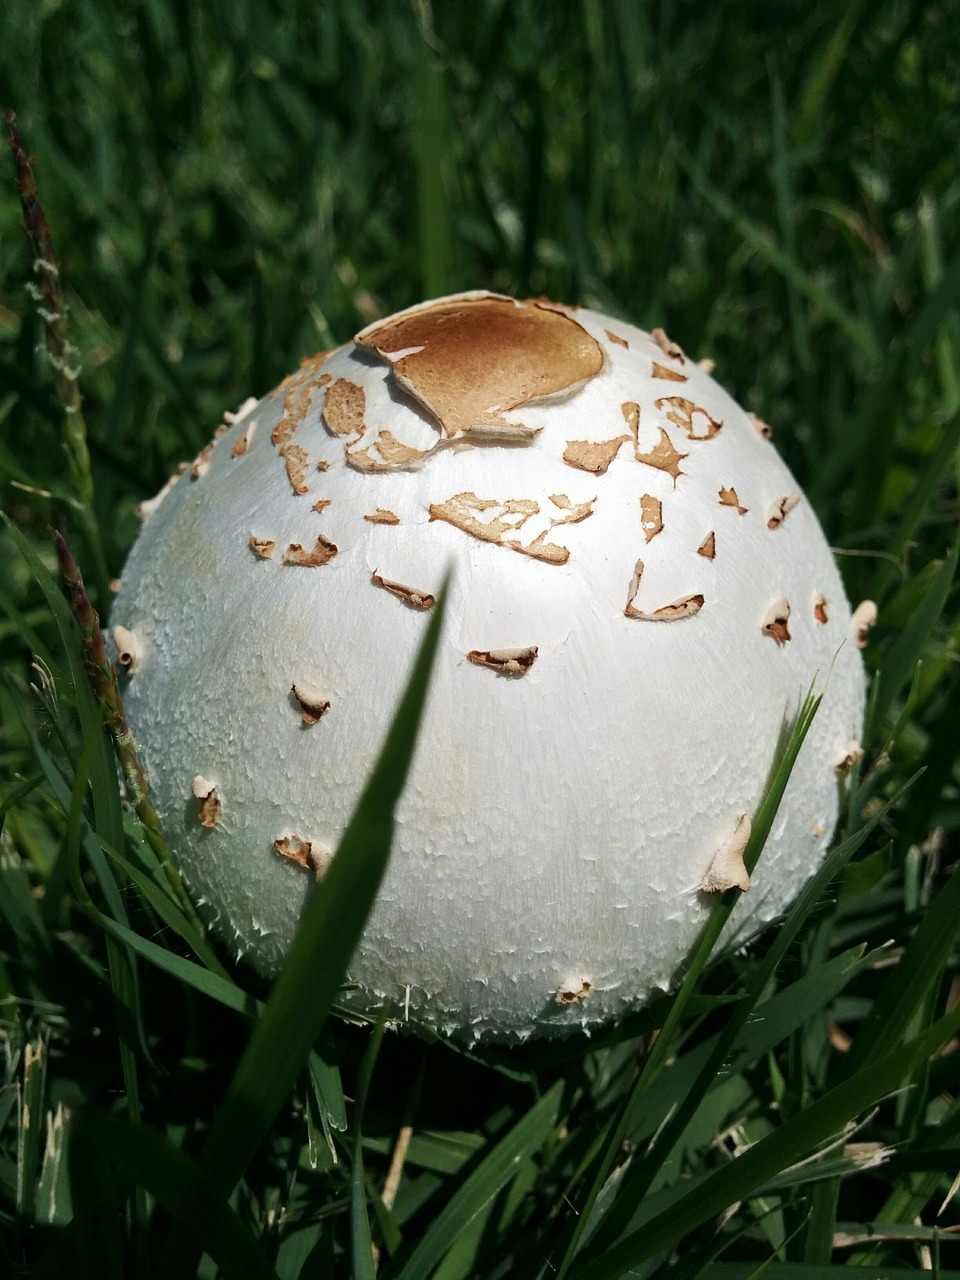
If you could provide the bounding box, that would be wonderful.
[1,1,959,1276]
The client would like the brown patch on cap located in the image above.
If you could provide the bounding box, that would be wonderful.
[249,535,277,560]
[192,776,220,829]
[281,443,311,495]
[749,413,773,439]
[429,491,571,565]
[655,397,722,441]
[697,532,717,560]
[467,646,539,676]
[346,428,432,472]
[355,294,603,440]
[274,835,332,881]
[111,625,142,675]
[282,534,339,567]
[813,594,829,625]
[313,499,332,515]
[605,329,628,348]
[322,378,366,440]
[719,486,748,515]
[833,740,864,775]
[364,508,400,525]
[625,558,703,621]
[556,979,593,1005]
[762,599,792,646]
[548,493,595,524]
[700,814,751,893]
[766,494,800,530]
[635,426,687,481]
[274,834,313,869]
[640,494,663,542]
[190,441,215,479]
[563,435,628,474]
[371,570,435,610]
[232,420,257,457]
[651,327,685,363]
[850,600,877,649]
[291,682,331,725]
[273,382,315,449]
[652,361,688,382]
[316,459,330,472]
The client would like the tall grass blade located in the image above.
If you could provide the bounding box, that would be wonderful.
[161,579,448,1275]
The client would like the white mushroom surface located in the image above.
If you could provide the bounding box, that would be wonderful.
[112,292,865,1043]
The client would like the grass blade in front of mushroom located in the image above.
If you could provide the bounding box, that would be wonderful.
[560,769,920,1267]
[157,577,449,1277]
[553,687,822,1278]
[568,1001,960,1280]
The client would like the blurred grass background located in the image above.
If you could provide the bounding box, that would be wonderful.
[1,2,959,1277]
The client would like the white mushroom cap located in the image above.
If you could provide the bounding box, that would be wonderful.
[112,292,865,1043]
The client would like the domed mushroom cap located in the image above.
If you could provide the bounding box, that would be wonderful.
[112,292,865,1043]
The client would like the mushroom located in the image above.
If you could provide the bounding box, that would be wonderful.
[111,291,866,1043]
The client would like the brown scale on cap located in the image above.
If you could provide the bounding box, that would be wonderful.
[813,594,829,624]
[719,486,748,515]
[563,435,628,474]
[232,420,257,457]
[190,441,215,479]
[651,327,685,362]
[766,494,800,529]
[762,600,792,646]
[697,532,717,560]
[364,508,400,525]
[640,495,663,542]
[467,646,539,676]
[111,625,142,675]
[371,571,435,610]
[833,741,864,775]
[850,600,877,649]
[355,294,604,440]
[313,499,332,515]
[605,329,628,348]
[347,429,431,472]
[652,362,688,382]
[428,492,586,565]
[625,559,703,621]
[700,814,751,894]
[281,443,311,495]
[556,979,593,1005]
[749,413,773,439]
[282,534,339,567]
[192,776,220,829]
[249,536,277,560]
[273,382,315,449]
[316,459,330,472]
[655,397,722,441]
[635,426,687,481]
[291,682,331,725]
[322,378,367,441]
[274,835,333,882]
[563,435,632,476]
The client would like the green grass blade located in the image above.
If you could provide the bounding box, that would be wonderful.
[865,534,958,744]
[393,1079,565,1280]
[571,1004,960,1280]
[66,1107,124,1280]
[556,687,822,1278]
[158,579,448,1275]
[835,856,960,1082]
[675,149,882,363]
[72,1108,281,1280]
